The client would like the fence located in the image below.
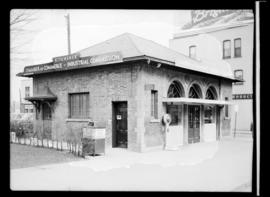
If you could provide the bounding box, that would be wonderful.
[10,132,83,157]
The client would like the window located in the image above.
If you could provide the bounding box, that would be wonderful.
[234,38,241,57]
[204,106,215,123]
[167,80,184,98]
[189,45,196,59]
[167,104,182,125]
[151,90,158,119]
[225,97,229,118]
[189,84,202,99]
[69,92,89,119]
[234,69,244,85]
[25,86,30,97]
[223,40,231,59]
[206,86,218,100]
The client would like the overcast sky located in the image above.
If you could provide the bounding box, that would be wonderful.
[10,9,191,103]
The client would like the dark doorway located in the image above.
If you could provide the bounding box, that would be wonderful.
[188,105,200,143]
[42,103,52,139]
[112,102,128,148]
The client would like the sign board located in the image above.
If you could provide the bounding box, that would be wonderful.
[191,10,236,25]
[116,115,122,120]
[82,127,92,138]
[232,94,253,100]
[82,127,106,139]
[24,51,123,74]
[53,53,80,63]
[25,104,33,110]
[92,128,106,139]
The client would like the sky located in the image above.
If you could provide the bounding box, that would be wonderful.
[10,9,191,103]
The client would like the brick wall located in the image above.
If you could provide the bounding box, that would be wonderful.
[33,63,142,152]
[140,63,232,150]
[32,61,233,152]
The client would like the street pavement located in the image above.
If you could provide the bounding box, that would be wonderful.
[10,136,253,191]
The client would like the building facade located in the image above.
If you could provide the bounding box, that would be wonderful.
[169,10,254,131]
[20,79,34,113]
[17,33,237,152]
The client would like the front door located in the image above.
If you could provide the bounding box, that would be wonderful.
[42,103,52,139]
[113,102,128,148]
[188,105,200,143]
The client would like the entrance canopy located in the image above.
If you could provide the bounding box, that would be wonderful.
[25,95,57,102]
[162,97,233,105]
[25,86,57,112]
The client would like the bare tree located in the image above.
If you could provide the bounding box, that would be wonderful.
[10,9,39,60]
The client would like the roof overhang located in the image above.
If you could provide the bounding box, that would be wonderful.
[162,97,233,105]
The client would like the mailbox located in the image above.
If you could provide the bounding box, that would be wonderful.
[81,127,106,157]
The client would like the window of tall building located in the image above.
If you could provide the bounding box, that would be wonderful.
[234,38,241,57]
[234,69,244,85]
[151,90,158,119]
[223,40,231,59]
[69,92,89,119]
[25,86,30,97]
[189,45,196,59]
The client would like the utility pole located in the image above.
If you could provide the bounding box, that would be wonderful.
[65,13,71,55]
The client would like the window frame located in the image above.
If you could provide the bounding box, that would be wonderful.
[189,45,196,59]
[68,92,90,119]
[223,40,231,59]
[151,90,158,119]
[234,69,244,85]
[234,38,242,58]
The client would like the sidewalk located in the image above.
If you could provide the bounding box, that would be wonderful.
[10,138,253,191]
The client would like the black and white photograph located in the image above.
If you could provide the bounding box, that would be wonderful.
[10,7,259,192]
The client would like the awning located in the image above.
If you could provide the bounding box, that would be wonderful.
[162,97,233,105]
[25,95,57,102]
[24,86,57,112]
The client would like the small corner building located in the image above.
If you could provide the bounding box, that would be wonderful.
[17,33,240,152]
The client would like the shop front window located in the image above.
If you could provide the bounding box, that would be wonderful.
[167,104,182,125]
[204,105,215,123]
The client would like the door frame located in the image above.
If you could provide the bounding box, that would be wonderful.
[42,102,52,139]
[112,101,128,148]
[187,104,201,144]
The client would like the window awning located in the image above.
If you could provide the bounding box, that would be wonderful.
[162,97,233,105]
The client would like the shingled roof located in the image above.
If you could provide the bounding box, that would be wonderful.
[78,33,234,80]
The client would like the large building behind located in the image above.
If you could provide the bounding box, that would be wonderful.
[20,79,34,113]
[169,10,254,131]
